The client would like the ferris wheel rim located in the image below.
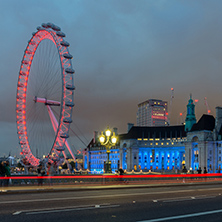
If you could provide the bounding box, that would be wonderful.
[16,23,75,166]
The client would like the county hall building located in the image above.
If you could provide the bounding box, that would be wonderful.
[84,96,222,174]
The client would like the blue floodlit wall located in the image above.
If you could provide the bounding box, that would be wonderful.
[89,146,185,172]
[191,141,199,170]
[84,155,87,169]
[89,149,119,173]
[218,142,222,172]
[122,148,127,170]
[137,146,185,170]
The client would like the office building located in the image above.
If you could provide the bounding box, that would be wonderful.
[137,99,168,127]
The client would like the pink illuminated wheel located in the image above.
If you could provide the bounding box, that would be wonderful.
[16,23,75,166]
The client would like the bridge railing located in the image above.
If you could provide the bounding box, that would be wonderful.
[1,173,222,186]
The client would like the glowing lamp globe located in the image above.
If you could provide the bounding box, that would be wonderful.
[99,136,105,143]
[111,137,117,144]
[105,129,111,137]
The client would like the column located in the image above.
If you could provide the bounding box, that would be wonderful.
[127,147,132,171]
[119,147,123,169]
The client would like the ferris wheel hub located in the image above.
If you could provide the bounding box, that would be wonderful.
[33,97,61,106]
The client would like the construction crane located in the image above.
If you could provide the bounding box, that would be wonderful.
[179,112,183,125]
[168,88,174,125]
[204,97,211,115]
[179,111,186,125]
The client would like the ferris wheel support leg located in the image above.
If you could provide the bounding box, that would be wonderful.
[46,105,76,161]
[64,140,76,161]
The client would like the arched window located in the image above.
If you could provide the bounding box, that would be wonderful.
[192,136,198,142]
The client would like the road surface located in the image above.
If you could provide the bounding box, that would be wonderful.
[1,183,222,222]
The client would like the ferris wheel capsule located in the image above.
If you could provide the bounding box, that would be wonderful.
[65,101,75,107]
[37,26,44,31]
[60,41,70,47]
[56,31,66,38]
[65,68,75,74]
[66,84,75,90]
[60,133,69,139]
[63,53,73,59]
[51,24,61,31]
[46,22,54,28]
[41,23,48,28]
[63,117,72,123]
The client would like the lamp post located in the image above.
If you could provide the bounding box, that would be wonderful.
[99,127,117,174]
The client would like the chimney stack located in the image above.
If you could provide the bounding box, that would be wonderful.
[93,131,98,143]
[113,127,118,135]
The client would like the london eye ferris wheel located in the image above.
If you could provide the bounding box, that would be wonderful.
[16,23,76,166]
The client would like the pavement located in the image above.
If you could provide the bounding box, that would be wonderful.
[1,179,222,194]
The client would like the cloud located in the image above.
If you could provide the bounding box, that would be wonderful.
[1,0,222,156]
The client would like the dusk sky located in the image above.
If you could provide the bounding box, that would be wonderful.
[1,0,222,157]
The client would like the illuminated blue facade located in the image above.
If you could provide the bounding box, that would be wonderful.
[137,147,184,170]
[84,145,120,173]
[84,103,222,174]
[85,125,187,173]
[119,130,186,172]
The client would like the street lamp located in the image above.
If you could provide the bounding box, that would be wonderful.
[99,127,117,174]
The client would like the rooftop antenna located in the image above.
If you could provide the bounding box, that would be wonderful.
[168,88,174,125]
